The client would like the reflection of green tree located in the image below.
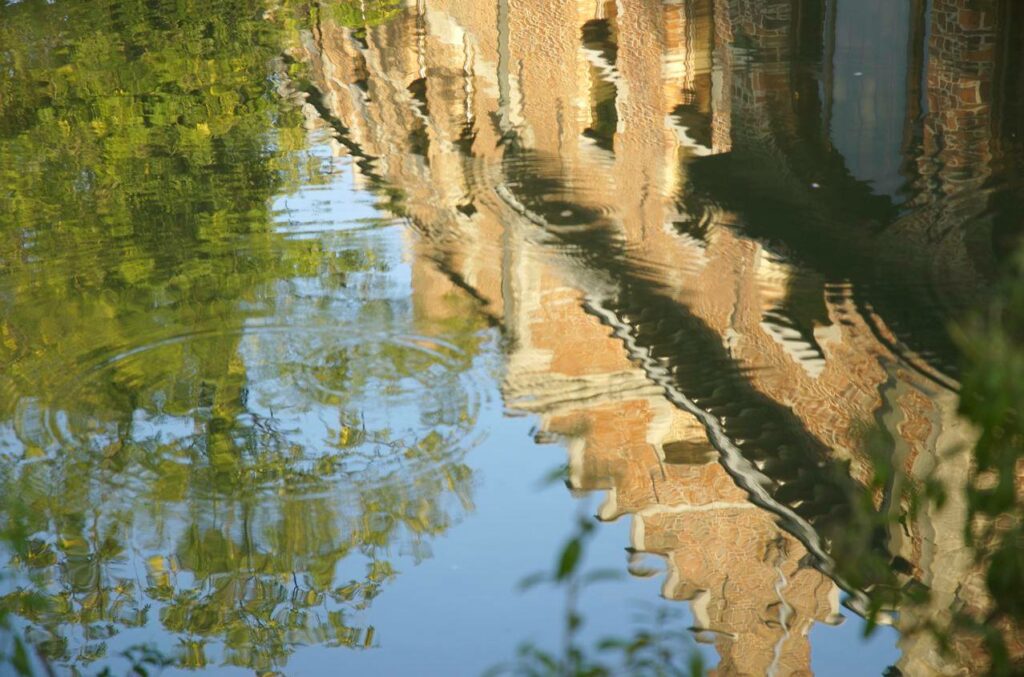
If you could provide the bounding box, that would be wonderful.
[953,252,1024,671]
[320,0,403,29]
[0,0,322,417]
[0,0,482,673]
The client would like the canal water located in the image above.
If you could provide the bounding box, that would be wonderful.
[1,0,1022,674]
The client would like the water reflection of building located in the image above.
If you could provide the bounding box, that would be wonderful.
[291,0,1021,672]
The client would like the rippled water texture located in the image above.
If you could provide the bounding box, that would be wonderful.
[1,0,1023,674]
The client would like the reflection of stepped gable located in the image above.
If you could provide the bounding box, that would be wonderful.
[639,507,840,676]
[503,279,842,676]
[289,0,1013,672]
[541,392,843,677]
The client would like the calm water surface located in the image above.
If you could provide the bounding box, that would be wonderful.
[1,0,1022,674]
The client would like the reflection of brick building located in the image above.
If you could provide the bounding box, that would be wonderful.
[290,0,1020,673]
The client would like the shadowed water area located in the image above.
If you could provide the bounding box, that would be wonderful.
[1,0,1023,674]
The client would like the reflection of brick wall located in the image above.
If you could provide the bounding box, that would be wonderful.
[711,0,733,153]
[721,0,795,158]
[889,0,1001,344]
[726,0,792,60]
[294,9,835,675]
[546,400,749,515]
[922,0,997,194]
[530,283,635,378]
[542,393,836,677]
[293,2,998,673]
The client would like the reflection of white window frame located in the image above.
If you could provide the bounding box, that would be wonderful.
[580,47,626,145]
[662,0,715,157]
[667,115,715,157]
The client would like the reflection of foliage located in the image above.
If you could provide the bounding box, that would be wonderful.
[97,645,174,677]
[0,0,484,673]
[321,0,403,29]
[953,251,1024,673]
[0,495,46,676]
[0,459,148,669]
[0,0,325,419]
[823,253,1024,674]
[824,425,940,629]
[1,395,477,672]
[0,612,31,676]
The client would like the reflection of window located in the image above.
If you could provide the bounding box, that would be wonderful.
[581,15,618,152]
[670,103,712,148]
[664,0,716,154]
[581,15,617,65]
[407,77,430,162]
[663,439,716,465]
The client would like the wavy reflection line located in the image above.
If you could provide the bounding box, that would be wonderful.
[494,178,881,621]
